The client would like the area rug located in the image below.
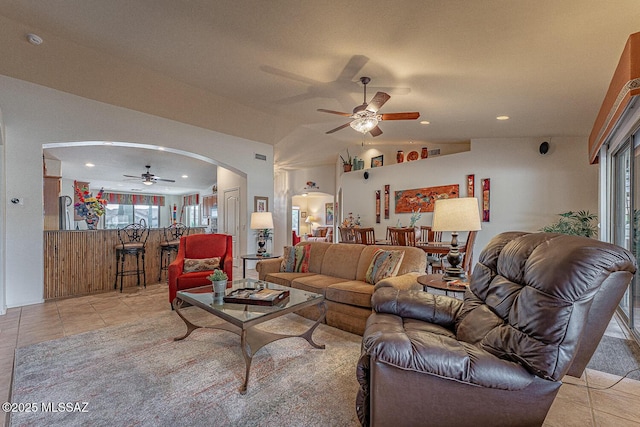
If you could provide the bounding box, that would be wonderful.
[587,335,640,380]
[9,309,361,427]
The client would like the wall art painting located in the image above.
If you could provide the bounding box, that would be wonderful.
[371,155,384,168]
[375,190,381,223]
[325,203,334,225]
[481,178,490,222]
[254,196,268,212]
[394,184,459,213]
[384,185,390,219]
[467,174,475,197]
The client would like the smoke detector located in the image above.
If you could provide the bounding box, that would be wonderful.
[26,33,43,46]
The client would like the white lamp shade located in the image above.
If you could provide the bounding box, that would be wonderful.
[432,197,481,232]
[250,212,274,229]
[305,216,314,224]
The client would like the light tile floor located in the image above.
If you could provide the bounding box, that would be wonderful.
[1,268,640,427]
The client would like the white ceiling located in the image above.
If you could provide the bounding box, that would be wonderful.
[2,0,640,188]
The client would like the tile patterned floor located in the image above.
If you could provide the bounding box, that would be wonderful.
[1,268,640,427]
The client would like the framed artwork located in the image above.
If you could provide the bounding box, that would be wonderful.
[384,185,390,219]
[301,211,307,218]
[481,179,490,222]
[394,184,459,213]
[254,196,268,212]
[371,155,384,168]
[325,203,334,225]
[467,174,475,197]
[375,190,381,223]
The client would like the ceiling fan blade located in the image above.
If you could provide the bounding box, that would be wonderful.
[317,108,352,117]
[337,55,369,81]
[326,123,352,134]
[380,112,420,120]
[156,178,176,183]
[369,126,383,137]
[123,174,141,178]
[366,92,391,113]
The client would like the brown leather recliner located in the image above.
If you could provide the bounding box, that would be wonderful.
[356,232,636,427]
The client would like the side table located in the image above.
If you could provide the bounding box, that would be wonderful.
[240,253,280,278]
[417,273,468,298]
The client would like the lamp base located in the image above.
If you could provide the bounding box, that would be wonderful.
[257,240,266,254]
[442,267,467,281]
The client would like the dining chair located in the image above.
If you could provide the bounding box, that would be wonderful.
[354,227,376,245]
[339,226,356,243]
[388,227,416,246]
[420,226,443,272]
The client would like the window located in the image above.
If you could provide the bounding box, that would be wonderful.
[105,204,159,228]
[184,205,200,228]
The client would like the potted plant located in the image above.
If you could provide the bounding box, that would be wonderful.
[340,149,352,172]
[540,210,597,237]
[208,269,228,297]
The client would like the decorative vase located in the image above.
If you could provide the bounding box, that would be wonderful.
[421,147,429,159]
[212,280,227,299]
[85,215,99,230]
[397,151,404,163]
[343,164,352,172]
[414,226,421,241]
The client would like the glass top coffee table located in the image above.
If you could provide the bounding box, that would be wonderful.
[173,278,326,394]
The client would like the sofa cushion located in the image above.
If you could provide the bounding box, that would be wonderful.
[365,249,405,284]
[356,245,426,281]
[183,257,220,273]
[326,280,376,308]
[291,274,351,296]
[319,244,366,279]
[264,272,317,287]
[296,242,332,273]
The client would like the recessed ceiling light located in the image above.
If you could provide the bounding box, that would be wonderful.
[181,175,188,178]
[103,141,113,145]
[496,115,510,121]
[85,163,95,167]
[157,147,165,151]
[420,121,430,125]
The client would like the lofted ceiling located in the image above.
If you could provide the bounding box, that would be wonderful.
[1,0,640,184]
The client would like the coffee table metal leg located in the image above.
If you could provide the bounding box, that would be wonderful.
[172,298,201,340]
[239,329,252,394]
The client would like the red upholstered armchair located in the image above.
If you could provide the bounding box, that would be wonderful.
[168,233,233,306]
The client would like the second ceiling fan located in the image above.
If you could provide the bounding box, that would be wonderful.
[124,165,175,186]
[317,76,420,137]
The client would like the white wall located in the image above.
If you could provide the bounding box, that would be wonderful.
[1,75,273,307]
[339,137,597,264]
[0,107,5,315]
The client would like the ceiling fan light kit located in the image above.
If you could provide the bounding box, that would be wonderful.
[124,165,176,185]
[318,76,420,137]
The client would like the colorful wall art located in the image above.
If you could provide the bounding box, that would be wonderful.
[481,178,490,221]
[394,184,459,213]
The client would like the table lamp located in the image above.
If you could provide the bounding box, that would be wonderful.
[250,212,274,255]
[431,197,481,281]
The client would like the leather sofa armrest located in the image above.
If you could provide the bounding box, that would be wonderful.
[256,257,282,280]
[374,272,423,291]
[371,287,463,326]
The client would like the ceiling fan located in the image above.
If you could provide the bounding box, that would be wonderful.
[124,165,175,186]
[317,76,420,137]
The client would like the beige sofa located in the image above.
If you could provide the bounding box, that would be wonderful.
[255,241,426,335]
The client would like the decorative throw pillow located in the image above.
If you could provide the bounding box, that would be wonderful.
[365,249,405,285]
[183,257,221,273]
[280,246,296,272]
[280,245,312,272]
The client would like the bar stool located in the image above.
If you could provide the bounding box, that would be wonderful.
[114,223,149,292]
[158,223,188,282]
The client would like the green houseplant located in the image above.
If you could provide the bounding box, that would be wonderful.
[208,269,228,297]
[540,210,597,237]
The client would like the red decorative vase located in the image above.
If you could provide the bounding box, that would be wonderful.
[397,151,404,163]
[421,147,429,159]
